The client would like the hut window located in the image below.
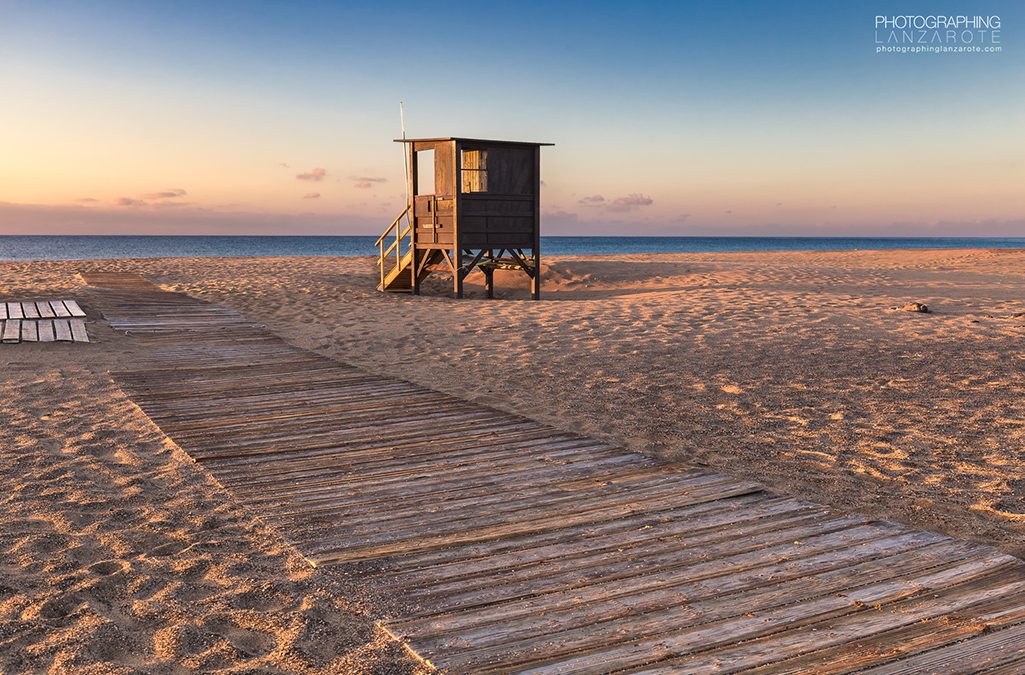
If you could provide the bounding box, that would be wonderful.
[461,149,488,193]
[416,149,435,194]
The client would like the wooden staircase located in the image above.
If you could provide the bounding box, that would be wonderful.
[377,205,446,293]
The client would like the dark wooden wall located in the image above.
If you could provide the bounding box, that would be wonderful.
[455,142,539,250]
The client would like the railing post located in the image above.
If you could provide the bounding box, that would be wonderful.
[379,239,385,288]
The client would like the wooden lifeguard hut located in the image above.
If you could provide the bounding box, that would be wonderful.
[375,137,552,300]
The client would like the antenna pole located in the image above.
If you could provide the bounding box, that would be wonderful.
[400,101,411,226]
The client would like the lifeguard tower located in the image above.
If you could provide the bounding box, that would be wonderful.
[375,137,552,300]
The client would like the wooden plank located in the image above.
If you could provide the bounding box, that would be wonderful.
[62,299,86,317]
[393,526,924,629]
[308,481,766,565]
[21,302,40,319]
[232,453,646,516]
[35,301,55,318]
[53,319,72,341]
[861,621,1025,674]
[6,302,23,320]
[650,562,1025,675]
[281,473,745,545]
[37,320,55,342]
[389,510,853,605]
[742,587,1025,673]
[21,320,38,342]
[239,446,653,509]
[1,319,20,343]
[485,566,1025,675]
[394,538,974,653]
[405,543,981,669]
[69,319,89,343]
[0,304,6,320]
[376,494,802,579]
[49,300,71,318]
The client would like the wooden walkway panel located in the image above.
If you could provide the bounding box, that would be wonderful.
[0,299,90,344]
[87,272,1025,674]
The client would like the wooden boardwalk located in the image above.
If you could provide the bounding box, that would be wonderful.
[86,272,1025,673]
[0,299,88,343]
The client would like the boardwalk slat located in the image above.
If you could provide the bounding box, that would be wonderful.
[861,621,1025,674]
[35,301,55,318]
[21,320,38,342]
[53,319,73,341]
[49,300,71,318]
[497,568,1025,675]
[21,302,40,319]
[6,302,23,320]
[741,588,1025,673]
[2,319,21,343]
[0,304,6,320]
[69,318,89,342]
[645,564,1025,675]
[394,538,977,652]
[37,320,55,342]
[309,481,765,566]
[378,494,803,581]
[63,299,87,317]
[392,526,921,627]
[78,278,1025,673]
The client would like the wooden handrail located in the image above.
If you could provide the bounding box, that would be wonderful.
[375,205,410,247]
[379,221,412,261]
[376,204,415,290]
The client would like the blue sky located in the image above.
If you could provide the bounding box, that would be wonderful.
[1,0,1022,235]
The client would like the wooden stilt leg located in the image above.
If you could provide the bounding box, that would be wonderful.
[411,248,420,295]
[454,248,463,299]
[484,249,494,299]
[531,249,540,300]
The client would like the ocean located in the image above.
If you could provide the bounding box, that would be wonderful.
[1,235,1024,261]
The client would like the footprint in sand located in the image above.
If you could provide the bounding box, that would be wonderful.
[31,592,88,620]
[87,559,130,576]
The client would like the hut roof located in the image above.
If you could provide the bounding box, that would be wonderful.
[393,137,554,146]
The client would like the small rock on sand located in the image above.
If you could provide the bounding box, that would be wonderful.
[892,302,929,313]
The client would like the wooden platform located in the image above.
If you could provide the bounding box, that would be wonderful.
[87,273,1025,673]
[0,300,88,343]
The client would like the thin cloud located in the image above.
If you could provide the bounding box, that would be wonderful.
[297,168,327,181]
[113,197,145,207]
[351,176,386,189]
[603,193,655,212]
[75,197,99,204]
[612,194,654,208]
[578,195,606,206]
[303,192,321,199]
[142,188,187,200]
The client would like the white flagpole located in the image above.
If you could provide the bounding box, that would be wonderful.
[400,102,411,227]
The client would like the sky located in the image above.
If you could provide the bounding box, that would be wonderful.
[0,0,1022,236]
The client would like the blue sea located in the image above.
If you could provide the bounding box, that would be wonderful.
[1,235,1024,261]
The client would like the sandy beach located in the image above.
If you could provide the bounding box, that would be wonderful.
[4,247,1025,670]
